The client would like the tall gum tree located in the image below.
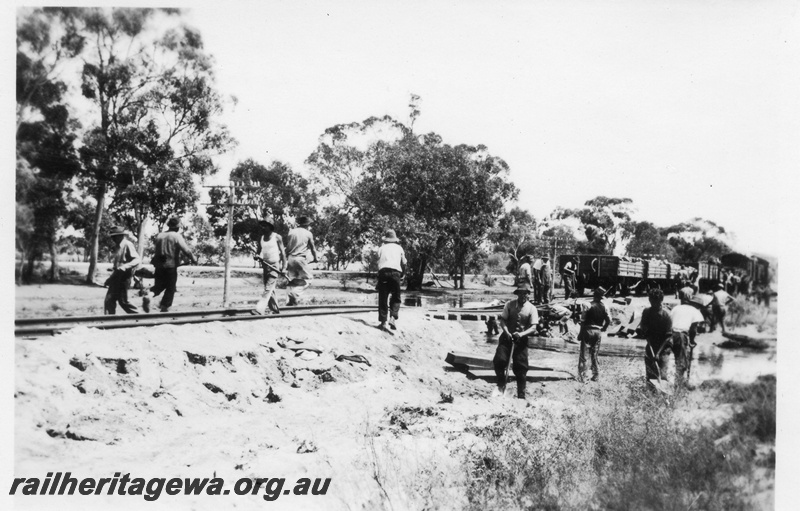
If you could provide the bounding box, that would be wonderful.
[70,7,233,282]
[16,8,83,282]
[309,114,517,290]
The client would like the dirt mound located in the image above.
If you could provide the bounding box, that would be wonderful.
[15,310,479,509]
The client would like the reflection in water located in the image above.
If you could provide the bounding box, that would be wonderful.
[454,317,776,384]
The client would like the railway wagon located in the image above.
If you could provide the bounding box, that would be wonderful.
[558,254,646,296]
[559,255,705,296]
[720,253,770,285]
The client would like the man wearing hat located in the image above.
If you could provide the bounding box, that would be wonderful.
[669,292,706,387]
[492,282,539,399]
[710,282,733,333]
[539,256,552,304]
[637,288,674,383]
[142,216,197,313]
[517,255,533,289]
[531,255,544,303]
[104,226,142,315]
[562,256,578,300]
[376,229,406,330]
[252,218,286,315]
[577,287,611,383]
[284,215,318,306]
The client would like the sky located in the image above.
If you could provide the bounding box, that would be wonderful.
[170,0,800,257]
[3,2,800,506]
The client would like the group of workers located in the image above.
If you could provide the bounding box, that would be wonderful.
[490,276,737,399]
[516,254,554,304]
[103,215,319,316]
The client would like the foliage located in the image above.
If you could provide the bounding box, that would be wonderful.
[62,7,234,282]
[489,207,537,267]
[182,213,224,265]
[314,206,366,270]
[16,9,83,282]
[668,234,731,263]
[466,377,772,510]
[205,159,316,254]
[308,105,517,290]
[625,220,678,260]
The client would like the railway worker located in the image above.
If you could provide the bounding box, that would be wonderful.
[284,215,318,306]
[531,255,544,303]
[376,229,407,331]
[711,283,734,333]
[539,256,552,304]
[252,218,286,315]
[492,283,539,399]
[678,282,697,303]
[142,216,197,313]
[562,256,578,299]
[577,287,611,383]
[669,294,706,388]
[637,288,674,384]
[517,255,533,288]
[104,226,141,315]
[547,303,573,336]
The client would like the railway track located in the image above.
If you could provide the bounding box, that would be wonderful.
[15,304,378,337]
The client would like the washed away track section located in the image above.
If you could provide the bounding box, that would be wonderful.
[15,304,377,338]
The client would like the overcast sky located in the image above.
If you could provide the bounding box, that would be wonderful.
[174,0,800,257]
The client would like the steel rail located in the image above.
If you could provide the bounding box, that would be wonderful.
[15,305,378,337]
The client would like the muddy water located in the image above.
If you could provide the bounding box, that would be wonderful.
[452,314,776,385]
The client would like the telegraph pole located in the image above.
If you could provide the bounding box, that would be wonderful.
[203,181,259,307]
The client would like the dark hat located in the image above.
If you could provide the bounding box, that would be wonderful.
[542,255,550,261]
[296,216,312,227]
[382,229,400,243]
[573,256,579,261]
[167,216,181,229]
[513,283,533,295]
[593,287,606,298]
[109,225,128,237]
[260,217,274,229]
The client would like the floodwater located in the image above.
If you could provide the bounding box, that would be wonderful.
[400,290,777,385]
[445,307,777,385]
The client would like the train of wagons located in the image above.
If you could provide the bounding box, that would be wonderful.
[556,252,771,297]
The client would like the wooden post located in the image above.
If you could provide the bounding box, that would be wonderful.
[551,238,557,299]
[222,182,234,308]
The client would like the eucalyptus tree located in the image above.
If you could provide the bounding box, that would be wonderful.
[308,113,517,290]
[69,7,234,282]
[16,8,83,282]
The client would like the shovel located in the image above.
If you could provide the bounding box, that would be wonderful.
[253,255,306,287]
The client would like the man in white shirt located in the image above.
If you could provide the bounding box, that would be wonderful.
[517,255,533,287]
[252,218,286,315]
[376,229,406,331]
[562,256,578,299]
[492,283,539,399]
[532,256,543,304]
[284,216,318,306]
[670,296,706,386]
[710,283,734,333]
[104,226,141,315]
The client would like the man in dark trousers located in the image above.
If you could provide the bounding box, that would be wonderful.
[638,288,674,383]
[143,216,197,313]
[562,256,578,299]
[577,287,611,383]
[105,226,141,315]
[493,283,539,399]
[376,229,406,331]
[539,256,552,303]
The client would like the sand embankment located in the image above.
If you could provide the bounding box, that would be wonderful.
[15,310,498,510]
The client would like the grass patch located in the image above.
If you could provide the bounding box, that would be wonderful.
[465,376,775,510]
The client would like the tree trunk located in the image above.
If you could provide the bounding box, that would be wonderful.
[48,238,60,282]
[406,254,427,291]
[23,247,38,283]
[459,263,466,290]
[86,183,107,285]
